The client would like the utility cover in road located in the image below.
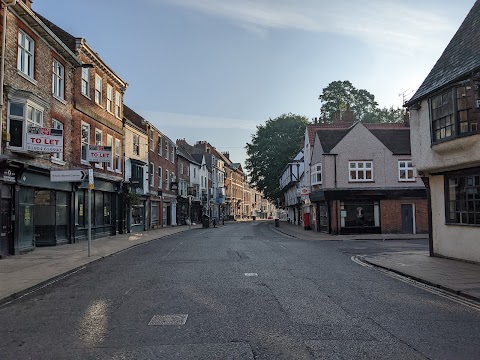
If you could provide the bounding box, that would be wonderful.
[50,169,88,182]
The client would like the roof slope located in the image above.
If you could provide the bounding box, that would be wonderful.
[369,129,411,155]
[317,129,350,153]
[405,1,480,106]
[123,105,145,129]
[191,153,204,164]
[34,12,77,52]
[177,146,200,165]
[317,123,411,155]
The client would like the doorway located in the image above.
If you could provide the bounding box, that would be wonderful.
[401,204,415,234]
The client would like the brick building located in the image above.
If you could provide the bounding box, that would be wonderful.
[38,14,128,240]
[308,115,428,235]
[0,0,81,255]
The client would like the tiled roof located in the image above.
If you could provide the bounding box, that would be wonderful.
[123,105,145,129]
[405,1,480,106]
[177,146,200,165]
[369,129,411,155]
[34,12,77,52]
[316,123,411,155]
[306,123,353,145]
[191,153,204,164]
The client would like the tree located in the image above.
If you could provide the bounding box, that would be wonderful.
[245,113,309,202]
[362,106,405,123]
[318,80,378,122]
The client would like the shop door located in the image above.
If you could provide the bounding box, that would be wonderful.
[0,199,12,256]
[318,204,329,233]
[401,204,414,234]
[166,206,171,226]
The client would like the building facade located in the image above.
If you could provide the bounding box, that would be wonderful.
[405,2,480,262]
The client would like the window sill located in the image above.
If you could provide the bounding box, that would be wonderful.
[81,93,91,100]
[399,179,416,182]
[95,164,103,169]
[95,102,104,108]
[348,180,374,183]
[81,160,90,166]
[53,95,67,105]
[445,222,480,228]
[17,70,37,85]
[51,157,66,166]
[115,170,122,174]
[107,109,114,115]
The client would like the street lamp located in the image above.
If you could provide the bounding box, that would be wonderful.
[0,0,17,156]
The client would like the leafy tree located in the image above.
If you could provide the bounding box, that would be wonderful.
[246,113,309,202]
[318,80,378,122]
[362,106,405,123]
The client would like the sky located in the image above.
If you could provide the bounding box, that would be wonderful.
[34,0,476,168]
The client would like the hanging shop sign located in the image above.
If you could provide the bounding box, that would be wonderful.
[26,127,63,152]
[87,145,112,163]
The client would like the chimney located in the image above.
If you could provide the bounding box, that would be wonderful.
[331,111,342,123]
[403,111,410,127]
[223,151,230,160]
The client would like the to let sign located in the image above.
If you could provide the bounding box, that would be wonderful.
[26,127,63,153]
[87,145,112,163]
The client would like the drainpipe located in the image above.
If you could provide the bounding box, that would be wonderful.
[0,0,17,156]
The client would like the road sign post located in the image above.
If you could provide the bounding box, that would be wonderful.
[87,169,94,257]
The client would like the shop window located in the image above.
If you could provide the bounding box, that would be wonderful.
[341,201,380,228]
[446,173,480,226]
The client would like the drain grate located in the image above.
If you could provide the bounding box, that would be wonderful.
[148,314,188,326]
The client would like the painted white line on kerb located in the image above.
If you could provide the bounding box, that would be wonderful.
[351,256,480,312]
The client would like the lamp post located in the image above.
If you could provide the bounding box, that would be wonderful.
[0,0,17,156]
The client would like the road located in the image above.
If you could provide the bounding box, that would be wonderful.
[1,222,479,359]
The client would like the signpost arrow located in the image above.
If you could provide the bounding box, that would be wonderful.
[51,170,90,182]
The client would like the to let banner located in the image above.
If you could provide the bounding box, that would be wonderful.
[26,127,63,153]
[87,145,112,163]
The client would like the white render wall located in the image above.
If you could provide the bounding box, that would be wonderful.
[410,100,480,173]
[430,175,480,262]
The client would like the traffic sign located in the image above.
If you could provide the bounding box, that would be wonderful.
[50,170,88,182]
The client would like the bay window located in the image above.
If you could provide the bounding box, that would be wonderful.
[8,101,43,149]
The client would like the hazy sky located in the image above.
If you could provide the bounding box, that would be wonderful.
[35,0,475,167]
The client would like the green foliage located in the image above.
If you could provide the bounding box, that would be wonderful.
[318,80,404,123]
[362,106,405,123]
[245,113,309,202]
[123,191,141,206]
[318,80,378,122]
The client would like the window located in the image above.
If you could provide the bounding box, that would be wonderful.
[446,174,480,226]
[158,136,162,155]
[171,146,175,163]
[133,133,139,155]
[115,138,121,172]
[311,163,322,185]
[81,67,90,97]
[17,30,34,78]
[165,142,169,160]
[349,161,373,182]
[107,135,113,170]
[430,82,478,143]
[158,166,163,189]
[180,163,184,175]
[193,167,196,178]
[149,163,154,187]
[115,91,121,118]
[8,102,43,149]
[398,160,414,181]
[81,122,90,163]
[95,74,102,105]
[149,130,154,151]
[95,129,103,168]
[52,59,64,99]
[106,84,113,113]
[51,119,64,161]
[165,170,169,190]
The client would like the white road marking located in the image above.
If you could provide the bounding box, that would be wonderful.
[351,256,480,312]
[244,273,258,277]
[148,314,188,326]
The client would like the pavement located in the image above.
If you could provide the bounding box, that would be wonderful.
[2,219,480,307]
[273,220,480,303]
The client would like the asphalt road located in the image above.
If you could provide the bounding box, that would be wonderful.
[1,222,479,359]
